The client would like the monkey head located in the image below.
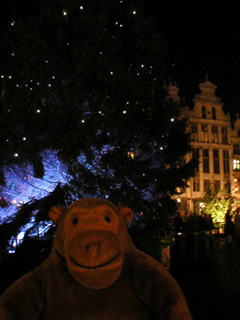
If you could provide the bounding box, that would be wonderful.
[48,198,134,290]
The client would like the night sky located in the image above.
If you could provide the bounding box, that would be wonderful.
[1,0,240,115]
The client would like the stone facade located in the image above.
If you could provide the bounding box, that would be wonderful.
[168,76,240,216]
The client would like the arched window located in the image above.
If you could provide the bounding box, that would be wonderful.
[212,107,216,119]
[202,106,206,118]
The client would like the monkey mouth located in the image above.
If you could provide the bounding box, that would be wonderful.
[70,252,121,269]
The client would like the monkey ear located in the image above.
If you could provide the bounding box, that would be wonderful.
[49,205,66,224]
[119,207,134,225]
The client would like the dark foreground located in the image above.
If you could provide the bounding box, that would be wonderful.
[1,236,239,320]
[170,236,240,320]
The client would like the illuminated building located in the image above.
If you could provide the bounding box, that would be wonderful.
[168,76,240,215]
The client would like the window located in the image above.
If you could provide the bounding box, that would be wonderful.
[203,149,209,173]
[233,159,240,170]
[193,179,200,192]
[201,125,208,142]
[224,180,231,193]
[213,149,220,173]
[214,180,221,193]
[222,127,228,144]
[212,126,218,143]
[223,150,230,174]
[204,180,210,192]
[191,123,198,141]
[192,149,199,172]
[212,107,216,120]
[234,144,240,154]
[202,106,206,119]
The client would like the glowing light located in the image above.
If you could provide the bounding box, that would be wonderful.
[63,10,67,16]
[123,110,127,114]
[11,21,15,26]
[1,75,4,78]
[132,11,136,14]
[23,137,27,141]
[141,64,144,68]
[8,76,12,79]
[81,119,85,123]
[80,6,84,10]
[14,153,19,157]
[110,71,114,75]
[36,109,41,113]
[171,118,175,122]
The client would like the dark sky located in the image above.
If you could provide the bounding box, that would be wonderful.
[1,0,240,114]
[145,0,240,114]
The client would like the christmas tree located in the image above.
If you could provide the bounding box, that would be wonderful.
[0,0,197,235]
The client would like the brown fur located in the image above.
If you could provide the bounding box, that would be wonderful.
[0,198,192,319]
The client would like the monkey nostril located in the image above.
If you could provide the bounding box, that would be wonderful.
[105,215,111,223]
[86,244,90,251]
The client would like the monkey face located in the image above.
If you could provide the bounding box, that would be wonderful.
[49,199,134,289]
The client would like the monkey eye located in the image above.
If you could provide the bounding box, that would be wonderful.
[72,217,78,225]
[105,215,111,223]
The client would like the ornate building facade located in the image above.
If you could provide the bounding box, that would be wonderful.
[169,76,240,216]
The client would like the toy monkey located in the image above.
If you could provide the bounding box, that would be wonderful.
[0,198,192,319]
